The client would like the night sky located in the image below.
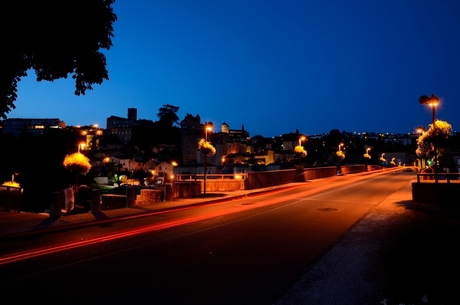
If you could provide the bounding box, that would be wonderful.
[8,0,460,137]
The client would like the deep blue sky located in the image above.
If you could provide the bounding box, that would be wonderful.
[9,0,460,137]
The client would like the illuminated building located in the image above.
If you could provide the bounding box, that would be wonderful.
[1,118,65,137]
[106,108,138,144]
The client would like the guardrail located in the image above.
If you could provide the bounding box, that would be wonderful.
[175,173,246,180]
[175,165,382,191]
[416,173,460,183]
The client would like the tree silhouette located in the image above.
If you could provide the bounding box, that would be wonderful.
[2,0,117,118]
[157,104,180,128]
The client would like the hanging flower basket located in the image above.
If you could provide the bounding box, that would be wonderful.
[198,139,216,156]
[294,145,307,157]
[63,152,91,175]
[417,120,452,145]
[336,150,345,159]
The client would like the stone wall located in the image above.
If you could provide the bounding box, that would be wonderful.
[135,189,162,205]
[202,180,245,192]
[173,181,201,198]
[101,194,126,210]
[412,182,460,218]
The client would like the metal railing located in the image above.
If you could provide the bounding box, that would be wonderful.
[416,173,460,183]
[175,173,246,180]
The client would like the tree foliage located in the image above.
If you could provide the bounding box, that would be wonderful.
[2,0,117,118]
[157,104,180,128]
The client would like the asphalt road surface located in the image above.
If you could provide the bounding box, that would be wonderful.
[0,171,417,304]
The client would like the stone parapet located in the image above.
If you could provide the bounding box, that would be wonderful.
[101,194,126,210]
[135,189,162,205]
[412,182,460,218]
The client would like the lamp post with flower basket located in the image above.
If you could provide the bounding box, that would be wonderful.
[379,153,386,167]
[63,151,92,190]
[418,94,452,183]
[199,122,215,195]
[416,119,452,183]
[363,147,371,171]
[295,136,307,167]
[336,143,345,175]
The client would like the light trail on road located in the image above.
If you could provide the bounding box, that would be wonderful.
[0,185,309,265]
[0,169,403,266]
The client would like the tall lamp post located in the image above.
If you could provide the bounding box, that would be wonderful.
[203,122,213,195]
[298,136,306,167]
[337,143,344,175]
[364,147,371,171]
[419,94,439,182]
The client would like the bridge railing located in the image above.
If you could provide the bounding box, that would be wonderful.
[416,173,460,183]
[175,165,404,191]
[175,173,245,180]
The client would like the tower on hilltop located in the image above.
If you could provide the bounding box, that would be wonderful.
[128,108,137,121]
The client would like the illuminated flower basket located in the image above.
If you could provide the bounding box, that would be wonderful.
[379,153,386,164]
[336,150,345,159]
[294,145,307,157]
[198,139,216,156]
[416,142,433,158]
[418,120,452,145]
[416,120,452,164]
[363,153,371,159]
[2,181,20,188]
[63,152,92,175]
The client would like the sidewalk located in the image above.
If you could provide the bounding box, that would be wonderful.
[274,179,460,304]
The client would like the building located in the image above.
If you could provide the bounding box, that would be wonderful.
[106,108,138,144]
[179,114,203,164]
[1,118,65,137]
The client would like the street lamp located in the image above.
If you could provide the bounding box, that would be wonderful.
[419,94,439,126]
[203,122,213,195]
[419,94,439,182]
[364,147,371,171]
[78,143,86,152]
[298,136,306,166]
[338,143,344,151]
[299,136,306,146]
[416,126,425,135]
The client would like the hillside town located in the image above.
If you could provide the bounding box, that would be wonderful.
[1,106,459,184]
[1,105,459,212]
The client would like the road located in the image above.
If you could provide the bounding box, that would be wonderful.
[0,170,415,304]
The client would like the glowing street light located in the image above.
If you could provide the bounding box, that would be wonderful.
[78,143,86,152]
[338,143,344,151]
[299,135,306,146]
[205,123,213,141]
[416,126,425,135]
[419,94,439,125]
